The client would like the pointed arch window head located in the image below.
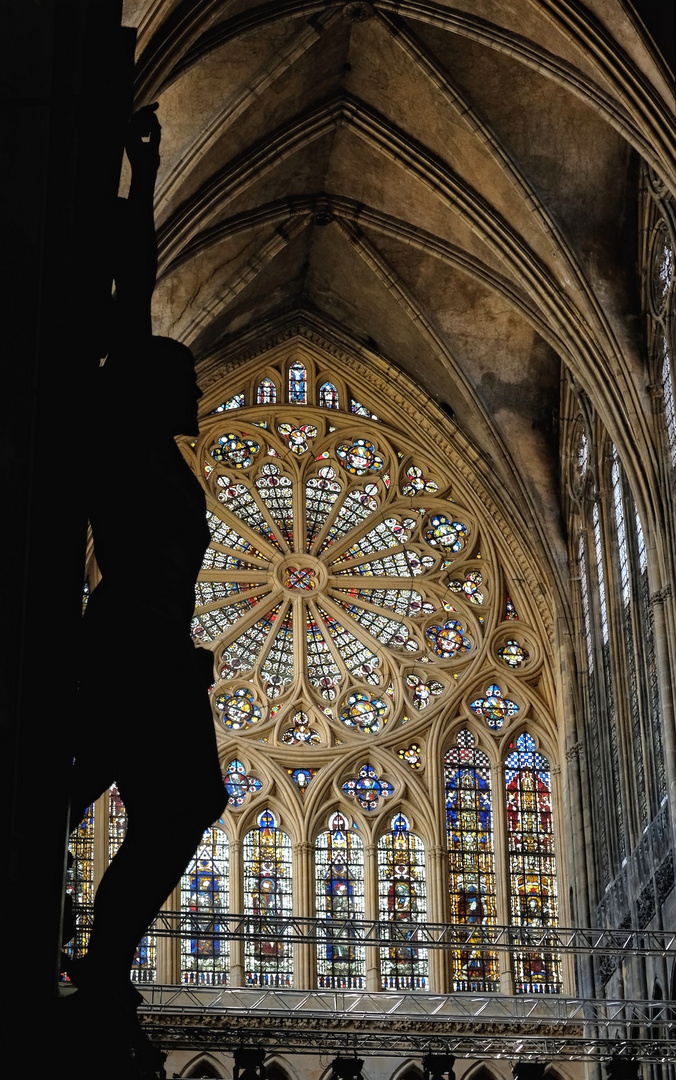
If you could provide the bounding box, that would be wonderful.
[288,361,308,403]
[181,827,229,986]
[505,733,561,994]
[243,809,293,987]
[256,378,277,405]
[319,381,340,409]
[444,730,498,992]
[377,813,428,990]
[315,811,365,989]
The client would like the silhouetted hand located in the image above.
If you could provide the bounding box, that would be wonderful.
[125,102,161,176]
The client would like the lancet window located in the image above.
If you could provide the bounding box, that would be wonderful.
[243,810,293,987]
[377,813,428,990]
[315,812,365,989]
[180,826,229,986]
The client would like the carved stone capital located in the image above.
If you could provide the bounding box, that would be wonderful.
[651,585,672,606]
[565,741,583,761]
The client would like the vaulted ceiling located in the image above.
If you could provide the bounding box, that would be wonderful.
[123,0,675,594]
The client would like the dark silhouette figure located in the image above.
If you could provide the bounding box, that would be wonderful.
[62,105,226,1077]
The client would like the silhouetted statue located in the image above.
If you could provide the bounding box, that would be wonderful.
[62,104,227,1079]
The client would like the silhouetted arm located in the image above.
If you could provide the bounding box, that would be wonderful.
[113,104,161,342]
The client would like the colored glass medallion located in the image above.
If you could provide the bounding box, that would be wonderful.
[211,433,260,469]
[289,767,317,793]
[401,466,438,496]
[406,674,444,710]
[224,760,262,807]
[281,710,321,744]
[215,686,262,730]
[505,595,518,620]
[498,639,529,668]
[285,566,317,590]
[398,744,422,768]
[448,570,484,605]
[340,690,388,734]
[278,423,317,455]
[336,438,384,475]
[342,763,393,811]
[470,684,519,730]
[426,619,471,658]
[424,515,468,553]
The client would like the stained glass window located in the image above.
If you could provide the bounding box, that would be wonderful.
[109,785,156,982]
[319,381,339,409]
[64,803,95,970]
[256,378,277,405]
[243,810,293,987]
[288,361,307,403]
[315,811,365,988]
[505,733,561,994]
[377,814,428,990]
[181,827,229,985]
[444,730,498,991]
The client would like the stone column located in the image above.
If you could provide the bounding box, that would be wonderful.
[493,761,515,995]
[293,840,315,989]
[229,838,244,986]
[156,882,181,984]
[364,842,380,990]
[425,844,448,993]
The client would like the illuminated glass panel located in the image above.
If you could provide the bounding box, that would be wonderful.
[444,730,498,992]
[244,810,293,987]
[635,506,666,803]
[505,733,561,994]
[255,465,294,546]
[661,339,676,468]
[260,606,294,699]
[224,759,262,807]
[317,606,381,683]
[612,448,647,827]
[377,814,428,990]
[213,394,244,413]
[64,803,95,969]
[319,382,340,409]
[318,487,380,552]
[342,763,393,810]
[593,501,625,861]
[216,478,281,550]
[288,361,307,404]
[256,378,277,405]
[315,812,365,988]
[181,827,229,986]
[335,587,433,618]
[219,602,283,679]
[305,467,342,549]
[306,612,342,700]
[109,786,155,982]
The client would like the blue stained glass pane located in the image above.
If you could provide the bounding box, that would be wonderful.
[377,814,428,990]
[181,827,230,986]
[288,361,307,404]
[244,810,294,987]
[319,381,340,409]
[315,812,365,988]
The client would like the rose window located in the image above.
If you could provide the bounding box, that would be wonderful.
[190,404,514,744]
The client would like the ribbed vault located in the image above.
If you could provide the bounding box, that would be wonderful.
[123,0,675,605]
